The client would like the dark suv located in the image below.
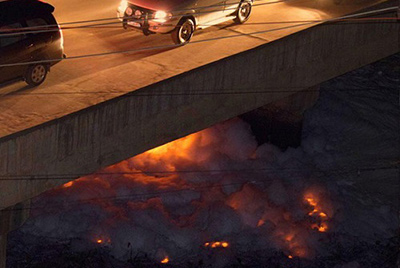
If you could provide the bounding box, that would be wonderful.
[0,0,64,87]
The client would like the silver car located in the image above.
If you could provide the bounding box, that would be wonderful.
[117,0,252,44]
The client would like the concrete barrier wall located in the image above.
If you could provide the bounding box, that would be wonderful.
[0,0,399,209]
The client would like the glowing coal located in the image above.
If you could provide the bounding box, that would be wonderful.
[160,257,169,264]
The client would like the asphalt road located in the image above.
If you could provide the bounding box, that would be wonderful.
[0,0,385,137]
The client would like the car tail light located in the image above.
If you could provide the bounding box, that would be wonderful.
[59,25,64,49]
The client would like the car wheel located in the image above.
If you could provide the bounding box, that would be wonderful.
[171,18,195,45]
[25,64,48,86]
[234,0,252,24]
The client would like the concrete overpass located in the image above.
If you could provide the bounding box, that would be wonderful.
[0,0,399,266]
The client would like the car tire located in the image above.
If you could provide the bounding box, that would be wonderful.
[25,64,48,87]
[171,18,195,45]
[234,0,252,24]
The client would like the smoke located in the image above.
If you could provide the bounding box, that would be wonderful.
[20,118,338,265]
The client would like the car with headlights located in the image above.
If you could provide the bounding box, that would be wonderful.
[117,0,252,44]
[0,0,64,87]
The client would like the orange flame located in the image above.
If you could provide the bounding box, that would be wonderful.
[62,181,74,188]
[257,219,265,227]
[285,234,294,242]
[317,223,328,232]
[304,191,331,233]
[117,129,215,190]
[134,131,206,173]
[204,241,229,248]
[211,242,221,248]
[305,197,317,207]
[161,257,169,264]
[95,237,111,244]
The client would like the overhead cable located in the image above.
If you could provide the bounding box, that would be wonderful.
[0,163,397,212]
[0,6,397,68]
[0,10,396,37]
[0,161,397,180]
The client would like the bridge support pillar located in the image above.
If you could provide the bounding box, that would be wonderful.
[0,200,31,268]
[241,85,320,148]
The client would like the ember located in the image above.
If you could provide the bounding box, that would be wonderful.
[62,181,73,188]
[204,241,229,248]
[304,189,333,233]
[160,257,169,264]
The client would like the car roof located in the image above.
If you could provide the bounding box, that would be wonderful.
[0,0,55,24]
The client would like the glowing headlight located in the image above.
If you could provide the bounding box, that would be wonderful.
[119,0,128,13]
[125,7,133,16]
[153,11,172,23]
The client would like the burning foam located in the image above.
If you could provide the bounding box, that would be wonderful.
[23,118,336,264]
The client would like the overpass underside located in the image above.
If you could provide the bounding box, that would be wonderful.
[0,0,399,266]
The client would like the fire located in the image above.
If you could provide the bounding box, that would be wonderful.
[257,219,265,227]
[318,225,328,232]
[227,184,314,258]
[304,190,333,233]
[95,237,111,244]
[312,222,328,232]
[114,128,218,191]
[147,134,198,158]
[62,181,74,188]
[134,131,209,173]
[319,212,327,218]
[47,119,337,263]
[211,242,220,248]
[285,234,294,242]
[308,208,318,216]
[204,241,229,248]
[305,197,317,207]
